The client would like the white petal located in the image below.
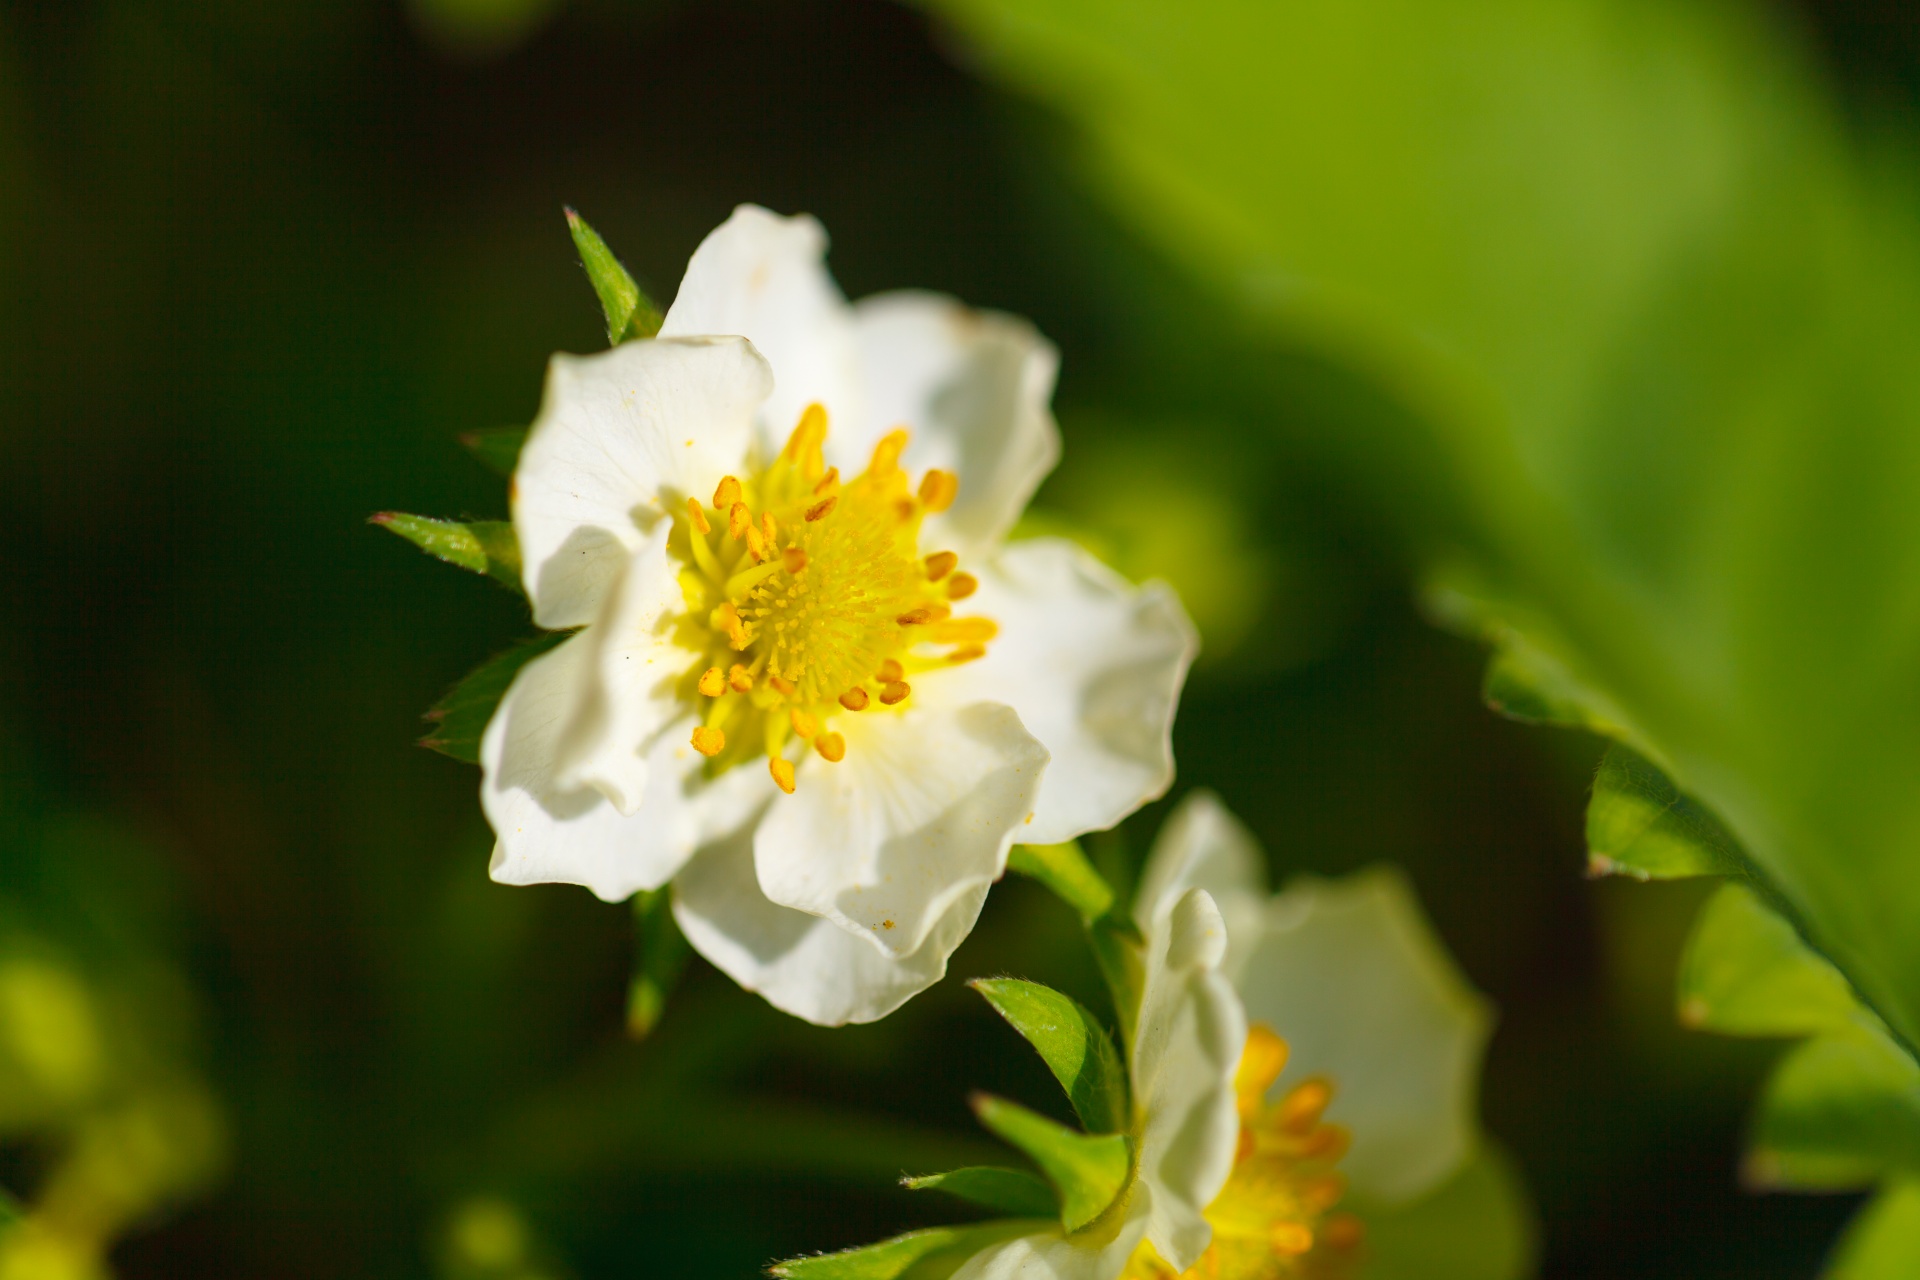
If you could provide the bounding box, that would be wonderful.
[1237,867,1494,1205]
[1132,791,1269,985]
[480,632,767,903]
[850,291,1061,554]
[1131,888,1246,1272]
[659,205,863,457]
[671,826,983,1026]
[949,1200,1148,1280]
[751,704,1049,958]
[925,538,1195,845]
[514,337,770,628]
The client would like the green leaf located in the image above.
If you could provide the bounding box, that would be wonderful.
[1678,883,1860,1038]
[627,888,690,1039]
[769,1220,1044,1280]
[1749,1027,1920,1191]
[421,633,569,764]
[1584,746,1747,882]
[1349,1143,1537,1280]
[970,979,1127,1135]
[901,1166,1057,1217]
[372,513,523,593]
[459,426,526,477]
[1007,842,1114,923]
[1826,1179,1920,1280]
[565,208,663,345]
[970,1093,1128,1233]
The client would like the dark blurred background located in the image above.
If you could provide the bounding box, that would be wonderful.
[3,0,1915,1275]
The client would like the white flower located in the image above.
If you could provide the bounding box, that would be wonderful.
[480,205,1196,1026]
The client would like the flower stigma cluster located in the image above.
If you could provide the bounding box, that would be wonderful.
[673,404,993,794]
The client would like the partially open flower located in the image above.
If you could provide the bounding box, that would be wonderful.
[481,206,1196,1025]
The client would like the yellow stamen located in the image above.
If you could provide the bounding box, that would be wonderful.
[946,572,978,601]
[805,496,837,523]
[769,674,795,696]
[713,475,743,510]
[1235,1024,1290,1118]
[1269,1223,1314,1256]
[1279,1078,1334,1135]
[897,607,934,626]
[947,645,986,664]
[783,403,828,473]
[869,428,908,474]
[762,511,777,543]
[814,466,839,494]
[790,709,818,739]
[746,524,766,561]
[690,726,725,757]
[877,659,904,683]
[880,680,910,706]
[782,547,808,574]
[697,667,726,697]
[931,617,997,644]
[815,732,846,763]
[839,687,870,711]
[924,551,958,582]
[918,469,958,513]
[686,496,712,535]
[728,502,751,541]
[725,559,784,598]
[728,664,754,693]
[769,757,796,794]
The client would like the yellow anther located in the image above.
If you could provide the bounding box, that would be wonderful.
[697,667,726,698]
[713,475,743,510]
[1299,1171,1347,1211]
[769,757,796,794]
[728,664,754,693]
[746,524,766,561]
[782,547,808,574]
[877,659,904,683]
[897,607,934,626]
[838,687,870,711]
[893,498,918,522]
[924,551,958,582]
[790,708,818,739]
[880,680,910,706]
[724,558,784,599]
[1235,1024,1291,1118]
[769,674,795,696]
[945,572,978,600]
[931,617,998,644]
[728,501,751,541]
[714,602,748,650]
[869,428,909,474]
[783,403,829,467]
[1279,1078,1334,1135]
[805,496,837,523]
[918,469,959,513]
[815,732,846,763]
[686,496,711,535]
[1299,1125,1350,1161]
[947,645,986,664]
[691,726,726,757]
[761,511,777,542]
[814,467,839,494]
[1269,1222,1314,1256]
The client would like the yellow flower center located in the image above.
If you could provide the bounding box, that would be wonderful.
[1124,1024,1364,1280]
[671,404,995,792]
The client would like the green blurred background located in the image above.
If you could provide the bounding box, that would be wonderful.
[3,0,1914,1274]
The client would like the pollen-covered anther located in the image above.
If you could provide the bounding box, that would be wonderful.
[686,496,711,535]
[691,726,726,757]
[918,469,958,513]
[769,674,796,696]
[782,547,808,574]
[877,659,904,683]
[838,687,870,711]
[697,667,726,697]
[814,467,839,495]
[1235,1024,1291,1115]
[713,474,743,509]
[1278,1078,1334,1135]
[769,757,796,794]
[746,524,766,560]
[713,603,748,650]
[945,572,978,601]
[728,501,752,541]
[880,680,910,706]
[815,732,846,763]
[869,428,908,474]
[1269,1223,1314,1256]
[924,551,958,581]
[805,496,837,523]
[728,664,754,693]
[761,511,777,542]
[931,617,997,644]
[897,607,935,626]
[790,709,818,739]
[947,645,986,664]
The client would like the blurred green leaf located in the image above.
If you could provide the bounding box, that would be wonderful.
[565,208,663,346]
[460,428,527,478]
[1007,843,1113,924]
[1678,883,1860,1038]
[1350,1144,1537,1280]
[901,1166,1057,1217]
[626,889,689,1039]
[969,1093,1127,1232]
[1585,746,1748,883]
[1827,1179,1920,1280]
[769,1221,1042,1280]
[421,634,569,764]
[970,979,1127,1135]
[1750,1028,1920,1191]
[374,513,523,593]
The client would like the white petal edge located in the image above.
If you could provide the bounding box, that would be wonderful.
[658,204,863,458]
[513,336,770,628]
[1236,866,1494,1205]
[948,1196,1149,1280]
[481,632,769,903]
[671,825,984,1026]
[924,538,1195,846]
[751,703,1049,958]
[1133,790,1270,986]
[850,291,1061,556]
[1131,888,1246,1273]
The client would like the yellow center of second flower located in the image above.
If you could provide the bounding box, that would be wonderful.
[1125,1024,1364,1280]
[672,404,996,793]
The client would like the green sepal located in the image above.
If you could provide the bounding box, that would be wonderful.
[565,208,663,345]
[1479,644,1616,733]
[420,633,570,763]
[1584,744,1746,881]
[1825,1179,1920,1279]
[769,1220,1045,1280]
[460,427,527,477]
[1678,883,1859,1038]
[969,1093,1128,1232]
[970,979,1127,1135]
[627,888,690,1039]
[901,1167,1057,1217]
[1008,842,1114,922]
[1748,1027,1920,1191]
[372,513,523,594]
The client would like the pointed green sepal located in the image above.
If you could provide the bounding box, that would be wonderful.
[1747,1027,1920,1191]
[565,208,663,345]
[901,1166,1057,1217]
[1825,1179,1920,1279]
[970,1093,1129,1232]
[420,632,570,763]
[373,513,523,593]
[1008,842,1114,923]
[768,1221,1045,1280]
[460,426,527,477]
[1584,744,1746,881]
[970,979,1127,1134]
[1678,883,1859,1038]
[627,887,690,1039]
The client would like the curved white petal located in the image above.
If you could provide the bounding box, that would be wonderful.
[480,633,767,903]
[1132,888,1246,1272]
[514,337,770,628]
[751,703,1048,958]
[1236,867,1493,1205]
[850,291,1061,554]
[658,204,862,456]
[671,826,984,1026]
[948,1198,1148,1280]
[925,538,1195,845]
[1133,790,1269,985]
